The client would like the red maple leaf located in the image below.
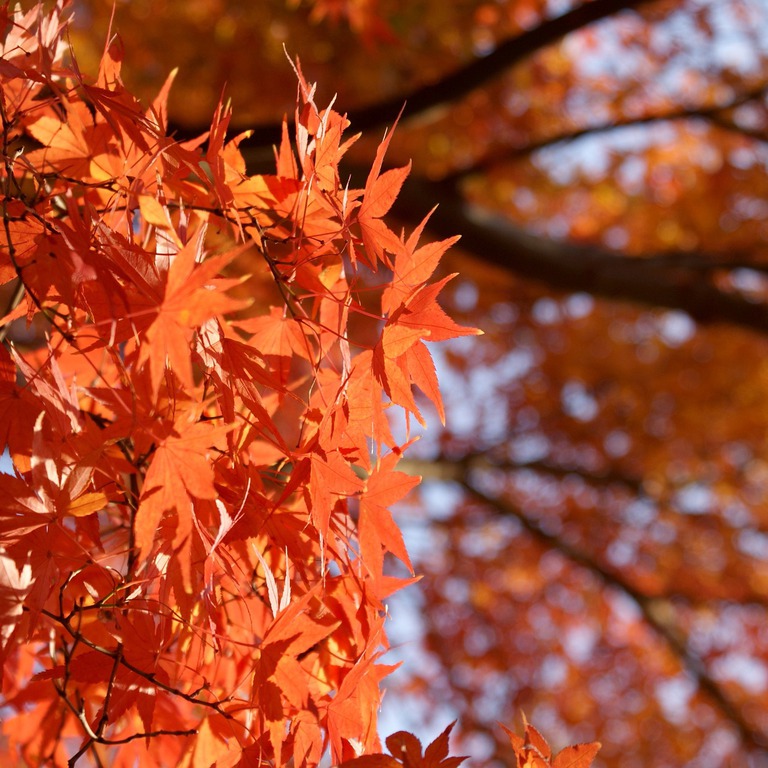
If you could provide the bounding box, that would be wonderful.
[137,232,249,397]
[358,453,419,592]
[135,414,233,560]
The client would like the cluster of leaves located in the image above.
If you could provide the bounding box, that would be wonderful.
[0,2,491,765]
[46,0,768,764]
[341,719,600,768]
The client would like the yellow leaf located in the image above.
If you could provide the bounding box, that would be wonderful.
[67,492,108,518]
[139,194,175,231]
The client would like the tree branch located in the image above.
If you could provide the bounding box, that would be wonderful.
[389,176,768,334]
[459,476,768,756]
[164,2,768,336]
[170,0,654,149]
[399,454,645,494]
[232,141,768,334]
[407,454,768,608]
[707,113,768,145]
[443,81,768,182]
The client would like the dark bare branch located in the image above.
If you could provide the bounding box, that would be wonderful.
[443,81,768,182]
[170,0,655,149]
[390,176,768,334]
[399,454,645,494]
[460,477,768,756]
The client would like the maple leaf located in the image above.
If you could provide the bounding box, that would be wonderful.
[26,99,113,178]
[551,743,603,768]
[189,717,233,767]
[383,275,479,353]
[237,307,313,359]
[355,114,410,268]
[382,214,459,315]
[0,6,485,765]
[137,229,250,397]
[292,711,325,768]
[1,407,110,535]
[196,317,288,459]
[79,34,159,152]
[206,99,259,213]
[0,473,51,543]
[252,585,341,764]
[308,446,364,536]
[499,718,601,768]
[343,353,397,455]
[358,453,419,592]
[337,722,467,768]
[285,60,358,194]
[135,414,233,560]
[0,1,69,88]
[0,549,33,660]
[374,274,481,424]
[327,652,399,762]
[0,345,38,471]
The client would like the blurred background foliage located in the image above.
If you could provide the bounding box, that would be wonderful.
[47,0,768,764]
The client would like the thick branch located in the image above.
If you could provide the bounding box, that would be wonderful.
[173,0,654,149]
[333,0,653,134]
[390,177,768,334]
[232,140,768,333]
[235,143,768,331]
[708,113,768,145]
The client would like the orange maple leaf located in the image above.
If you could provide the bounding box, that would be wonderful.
[358,453,419,591]
[138,232,250,397]
[500,718,601,768]
[355,113,410,268]
[337,722,467,768]
[375,274,481,424]
[135,415,233,559]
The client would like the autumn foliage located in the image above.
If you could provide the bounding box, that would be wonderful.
[18,0,768,765]
[0,2,604,766]
[0,2,500,765]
